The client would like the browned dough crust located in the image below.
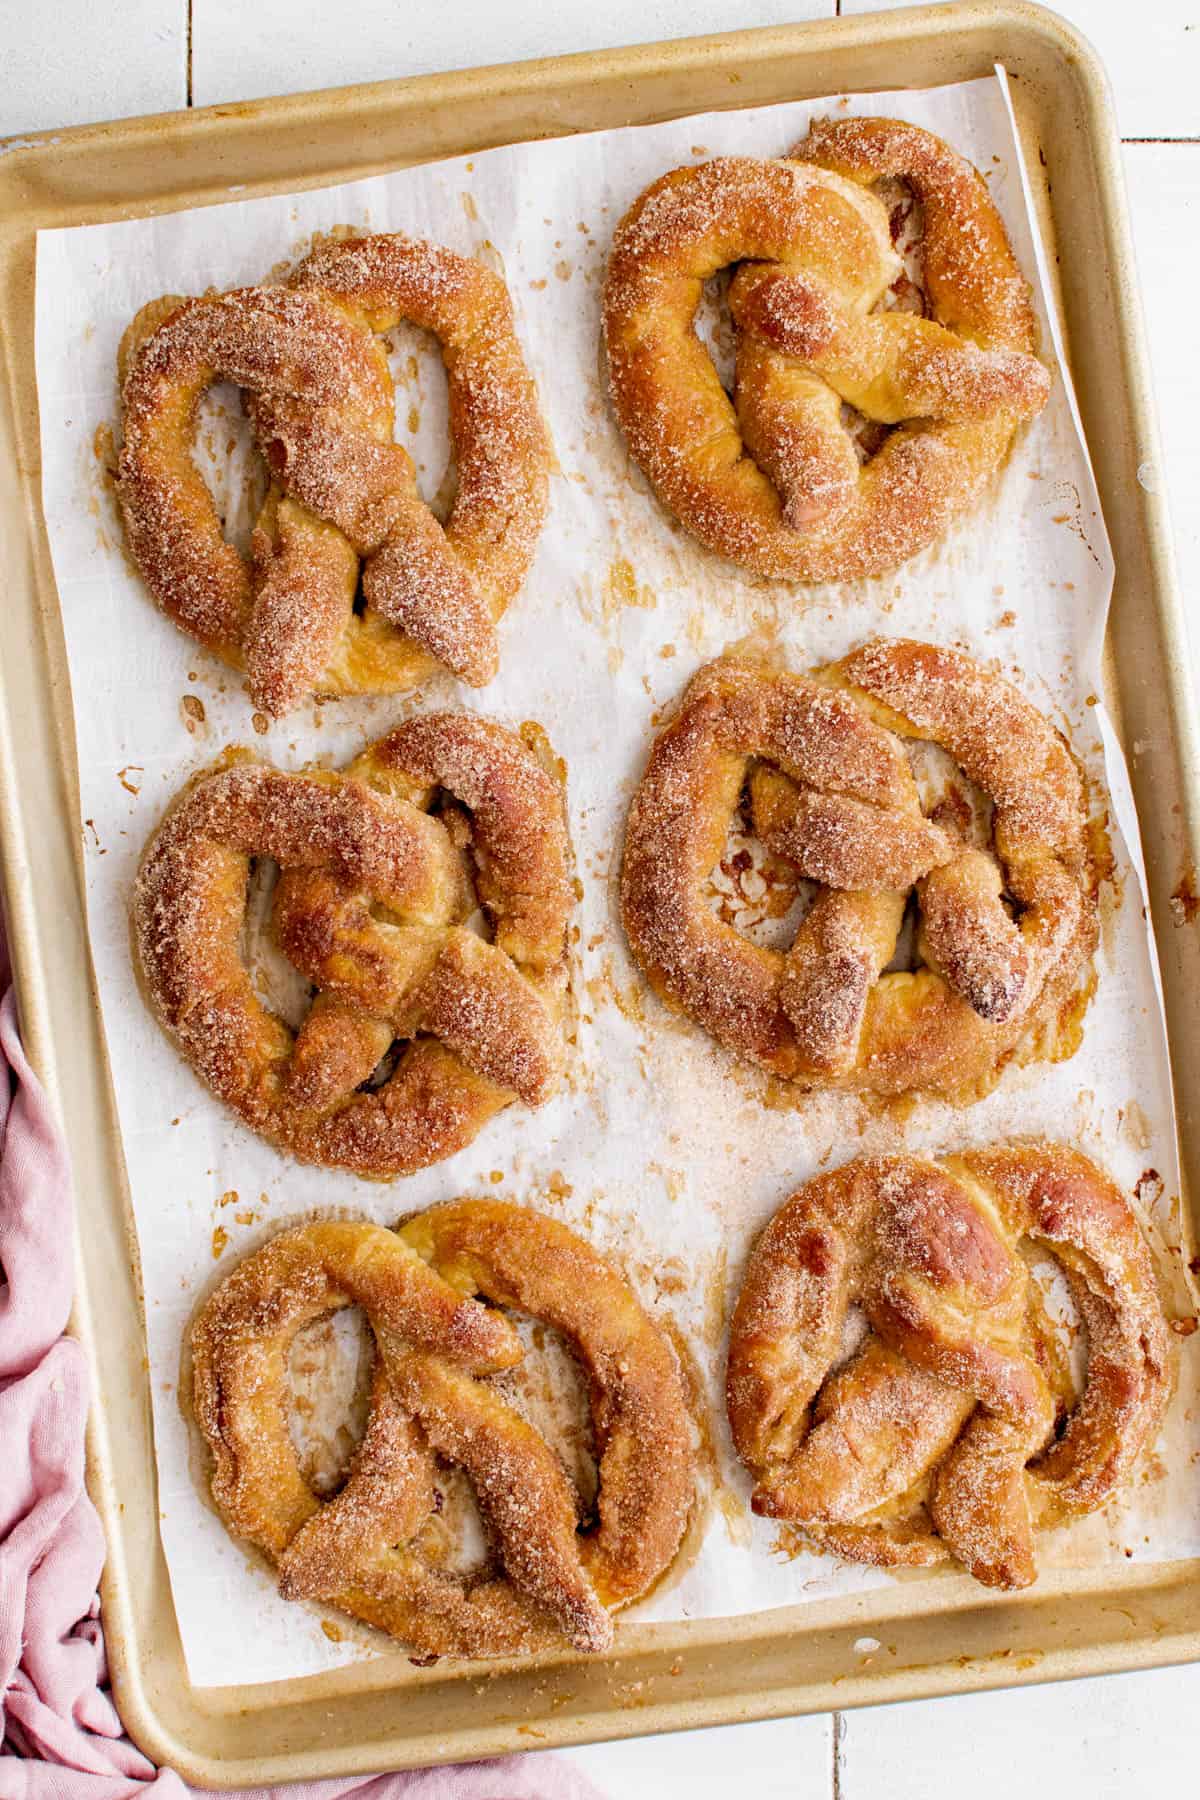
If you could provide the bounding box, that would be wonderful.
[602,117,1050,582]
[726,1146,1170,1588]
[134,713,573,1178]
[117,236,550,714]
[190,1201,697,1657]
[620,639,1097,1100]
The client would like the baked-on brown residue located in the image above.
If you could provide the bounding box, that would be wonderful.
[116,235,550,715]
[619,639,1098,1100]
[1171,863,1200,925]
[133,712,574,1179]
[602,117,1049,582]
[726,1144,1170,1589]
[190,1202,697,1658]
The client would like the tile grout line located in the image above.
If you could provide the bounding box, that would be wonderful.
[185,0,193,106]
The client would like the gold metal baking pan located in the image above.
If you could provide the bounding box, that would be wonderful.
[2,1,1198,1784]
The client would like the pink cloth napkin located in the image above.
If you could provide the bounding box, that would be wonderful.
[0,925,605,1800]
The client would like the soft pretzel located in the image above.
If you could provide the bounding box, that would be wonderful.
[602,118,1049,581]
[620,640,1097,1099]
[117,236,549,714]
[191,1202,697,1657]
[134,712,573,1177]
[726,1146,1169,1588]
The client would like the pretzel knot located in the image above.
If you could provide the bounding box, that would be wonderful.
[190,1202,697,1656]
[134,713,574,1178]
[621,639,1098,1099]
[117,234,550,715]
[726,1147,1169,1589]
[602,117,1050,581]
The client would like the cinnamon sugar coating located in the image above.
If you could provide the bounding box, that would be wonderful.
[133,713,573,1178]
[601,118,1050,582]
[620,641,1098,1099]
[726,1146,1170,1588]
[191,1202,696,1657]
[117,236,549,714]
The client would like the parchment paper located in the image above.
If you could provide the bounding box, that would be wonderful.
[34,72,1200,1690]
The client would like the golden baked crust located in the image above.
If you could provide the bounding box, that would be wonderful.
[619,640,1097,1099]
[191,1202,697,1657]
[602,118,1049,582]
[134,713,573,1178]
[726,1146,1170,1588]
[117,236,549,714]
[394,1200,698,1612]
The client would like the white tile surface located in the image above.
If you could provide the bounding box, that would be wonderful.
[569,1714,833,1798]
[838,0,1200,140]
[836,1661,1200,1799]
[189,0,835,108]
[4,0,1200,1792]
[1123,141,1200,660]
[0,0,185,135]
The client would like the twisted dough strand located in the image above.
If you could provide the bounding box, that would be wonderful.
[602,118,1049,581]
[726,1147,1169,1588]
[135,712,573,1178]
[118,235,549,713]
[620,641,1097,1099]
[192,1203,697,1657]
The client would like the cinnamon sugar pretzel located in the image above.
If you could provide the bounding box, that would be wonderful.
[134,713,573,1177]
[620,640,1098,1099]
[191,1202,697,1656]
[726,1147,1170,1587]
[602,118,1049,581]
[117,235,549,715]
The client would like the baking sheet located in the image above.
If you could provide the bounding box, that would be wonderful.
[32,70,1200,1691]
